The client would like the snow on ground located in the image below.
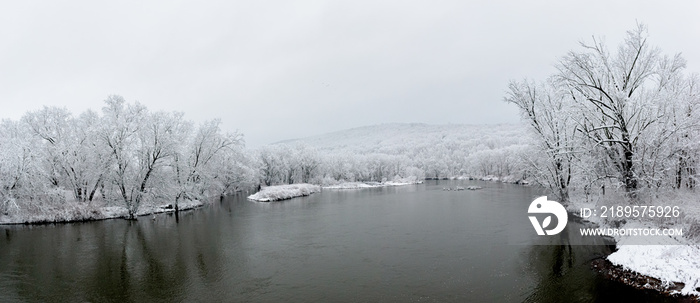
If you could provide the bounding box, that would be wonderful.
[0,201,108,224]
[101,206,129,219]
[248,184,321,202]
[604,220,700,296]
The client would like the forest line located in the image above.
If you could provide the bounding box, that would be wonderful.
[0,99,528,222]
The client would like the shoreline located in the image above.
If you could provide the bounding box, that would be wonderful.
[1,177,515,224]
[0,199,207,226]
[592,258,699,301]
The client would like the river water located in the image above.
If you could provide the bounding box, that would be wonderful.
[0,181,679,302]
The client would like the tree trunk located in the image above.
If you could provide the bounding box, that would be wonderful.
[621,140,638,196]
[676,155,684,189]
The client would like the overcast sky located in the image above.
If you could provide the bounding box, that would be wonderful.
[1,1,699,147]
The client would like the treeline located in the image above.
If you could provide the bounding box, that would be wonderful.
[0,96,256,219]
[1,96,533,221]
[255,124,531,186]
[507,24,700,202]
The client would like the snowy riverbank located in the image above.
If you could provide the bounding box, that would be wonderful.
[605,234,700,296]
[247,179,422,201]
[424,175,531,185]
[567,192,700,297]
[322,179,423,189]
[247,184,321,202]
[0,198,205,225]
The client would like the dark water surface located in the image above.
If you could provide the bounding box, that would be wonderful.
[0,181,678,302]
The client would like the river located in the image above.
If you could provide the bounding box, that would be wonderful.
[0,181,679,302]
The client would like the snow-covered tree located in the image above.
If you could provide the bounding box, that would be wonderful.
[0,120,37,214]
[173,119,243,210]
[506,78,577,202]
[21,106,71,188]
[257,146,285,186]
[296,144,321,183]
[212,145,258,198]
[100,96,182,219]
[556,24,684,195]
[507,23,700,199]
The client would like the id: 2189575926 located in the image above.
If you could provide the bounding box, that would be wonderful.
[579,205,680,219]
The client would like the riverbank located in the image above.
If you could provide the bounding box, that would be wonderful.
[567,191,700,298]
[592,258,699,301]
[2,178,426,223]
[0,198,205,225]
[606,238,700,297]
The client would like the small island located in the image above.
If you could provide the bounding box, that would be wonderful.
[247,184,321,202]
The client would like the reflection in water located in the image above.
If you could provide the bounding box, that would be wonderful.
[0,183,686,302]
[552,231,573,277]
[0,207,229,302]
[523,221,679,303]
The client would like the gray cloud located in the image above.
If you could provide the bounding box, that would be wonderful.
[1,0,698,146]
